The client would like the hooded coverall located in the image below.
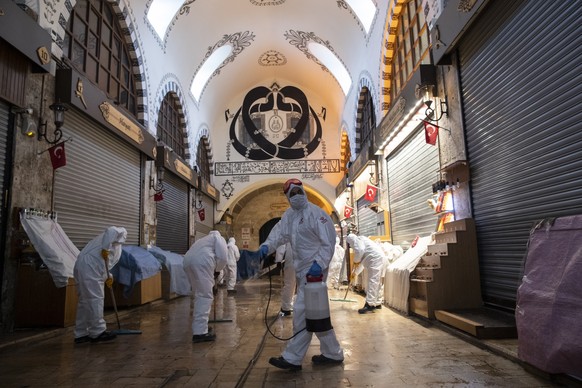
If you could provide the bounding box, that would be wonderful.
[275,242,296,312]
[225,237,240,291]
[347,234,388,307]
[262,182,344,365]
[74,226,127,339]
[184,231,228,335]
[328,236,346,289]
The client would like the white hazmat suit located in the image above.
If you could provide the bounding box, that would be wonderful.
[225,237,240,292]
[184,231,228,336]
[328,237,345,289]
[347,233,387,311]
[74,226,127,341]
[262,180,344,368]
[275,242,296,313]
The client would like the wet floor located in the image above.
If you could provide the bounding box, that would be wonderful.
[0,275,562,387]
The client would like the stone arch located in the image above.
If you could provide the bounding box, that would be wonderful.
[380,0,407,115]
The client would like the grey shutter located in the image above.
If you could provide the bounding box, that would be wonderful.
[459,0,582,308]
[387,126,440,248]
[53,110,141,249]
[156,171,189,254]
[0,102,9,227]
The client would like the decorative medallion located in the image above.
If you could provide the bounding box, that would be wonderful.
[221,179,235,199]
[259,50,287,66]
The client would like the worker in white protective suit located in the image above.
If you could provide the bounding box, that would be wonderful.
[184,231,228,343]
[275,242,296,316]
[328,236,346,289]
[259,178,344,371]
[346,233,388,314]
[225,237,240,295]
[73,226,127,344]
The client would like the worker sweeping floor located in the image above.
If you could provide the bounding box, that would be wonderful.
[0,275,564,387]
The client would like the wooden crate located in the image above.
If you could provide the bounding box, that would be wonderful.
[15,265,78,328]
[104,272,162,307]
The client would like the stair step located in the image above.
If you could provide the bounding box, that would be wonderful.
[435,308,517,339]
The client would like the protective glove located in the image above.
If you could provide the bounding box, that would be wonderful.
[259,245,269,259]
[105,277,113,289]
[307,261,322,277]
[101,249,109,261]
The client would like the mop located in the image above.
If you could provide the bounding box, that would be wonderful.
[106,260,142,335]
[330,249,358,303]
[209,272,233,323]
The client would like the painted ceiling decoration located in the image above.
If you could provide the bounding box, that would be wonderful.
[250,0,287,5]
[228,83,323,161]
[258,50,287,66]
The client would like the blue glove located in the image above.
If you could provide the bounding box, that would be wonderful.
[307,261,322,277]
[259,245,269,258]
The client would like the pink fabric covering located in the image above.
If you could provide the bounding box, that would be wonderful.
[516,215,582,377]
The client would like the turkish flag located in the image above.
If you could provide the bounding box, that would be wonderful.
[48,141,67,169]
[424,121,439,145]
[153,192,164,202]
[364,185,377,202]
[343,206,353,219]
[197,208,205,221]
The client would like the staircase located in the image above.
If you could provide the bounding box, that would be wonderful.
[408,218,482,319]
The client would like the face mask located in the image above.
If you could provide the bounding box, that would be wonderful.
[289,194,307,210]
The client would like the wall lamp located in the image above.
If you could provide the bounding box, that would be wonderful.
[424,97,448,123]
[38,102,68,144]
[150,165,165,195]
[192,189,203,209]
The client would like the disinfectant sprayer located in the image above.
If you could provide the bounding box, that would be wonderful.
[304,274,332,332]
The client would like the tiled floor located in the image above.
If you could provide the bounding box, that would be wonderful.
[0,275,565,387]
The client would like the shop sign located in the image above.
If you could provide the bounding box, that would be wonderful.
[99,102,144,144]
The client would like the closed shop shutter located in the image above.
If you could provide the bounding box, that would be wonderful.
[387,125,440,248]
[459,0,582,308]
[356,196,385,237]
[156,171,189,254]
[0,102,10,229]
[54,110,142,248]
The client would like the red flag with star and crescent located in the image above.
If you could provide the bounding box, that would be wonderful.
[343,205,353,219]
[424,121,439,145]
[48,141,67,169]
[365,185,378,202]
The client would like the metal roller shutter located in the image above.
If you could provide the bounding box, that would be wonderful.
[156,171,189,254]
[459,0,582,308]
[0,102,9,228]
[387,125,440,248]
[53,110,141,248]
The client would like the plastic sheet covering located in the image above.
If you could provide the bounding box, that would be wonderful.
[111,245,162,298]
[237,249,262,279]
[516,215,582,376]
[148,246,191,296]
[19,211,80,288]
[384,235,434,313]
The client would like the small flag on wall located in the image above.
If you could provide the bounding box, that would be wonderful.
[48,141,67,169]
[197,208,206,221]
[424,120,439,145]
[343,205,353,219]
[364,185,378,202]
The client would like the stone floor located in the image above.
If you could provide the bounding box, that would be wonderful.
[0,275,572,387]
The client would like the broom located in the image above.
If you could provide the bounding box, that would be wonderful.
[105,251,142,335]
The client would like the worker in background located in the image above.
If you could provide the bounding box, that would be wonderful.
[275,242,296,316]
[259,178,344,371]
[225,237,240,295]
[346,233,388,314]
[328,236,345,289]
[73,226,127,344]
[184,231,228,343]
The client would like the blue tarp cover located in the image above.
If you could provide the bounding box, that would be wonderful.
[111,245,162,298]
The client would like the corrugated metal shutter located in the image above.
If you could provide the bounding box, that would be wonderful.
[387,125,440,248]
[459,0,582,308]
[0,102,9,227]
[53,110,141,249]
[156,171,189,254]
[356,196,385,237]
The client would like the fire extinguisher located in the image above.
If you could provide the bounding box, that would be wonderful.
[304,274,333,332]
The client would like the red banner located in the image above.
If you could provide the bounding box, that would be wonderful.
[48,142,67,169]
[197,208,205,221]
[364,185,377,202]
[153,192,164,202]
[343,206,353,219]
[424,121,439,145]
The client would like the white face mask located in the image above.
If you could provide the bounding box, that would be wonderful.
[289,194,308,210]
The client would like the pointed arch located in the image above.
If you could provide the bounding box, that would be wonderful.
[194,126,214,182]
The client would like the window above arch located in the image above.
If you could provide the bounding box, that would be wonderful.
[356,87,375,155]
[62,0,138,117]
[197,138,211,184]
[157,92,186,159]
